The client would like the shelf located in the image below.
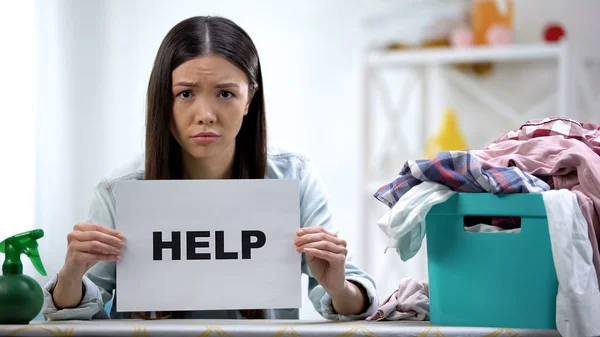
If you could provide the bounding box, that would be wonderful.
[367,42,565,67]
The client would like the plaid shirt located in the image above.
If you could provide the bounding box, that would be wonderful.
[489,117,600,155]
[374,151,550,209]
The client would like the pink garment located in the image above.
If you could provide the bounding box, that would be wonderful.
[366,278,430,321]
[473,136,600,286]
[489,117,600,156]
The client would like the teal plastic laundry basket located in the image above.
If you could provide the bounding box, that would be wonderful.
[425,193,558,329]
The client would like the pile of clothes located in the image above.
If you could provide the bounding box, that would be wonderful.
[367,117,600,337]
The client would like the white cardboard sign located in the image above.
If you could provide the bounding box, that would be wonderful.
[114,179,301,312]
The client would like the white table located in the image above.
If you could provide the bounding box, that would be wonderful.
[0,319,560,336]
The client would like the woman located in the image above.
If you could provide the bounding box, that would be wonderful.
[42,16,377,321]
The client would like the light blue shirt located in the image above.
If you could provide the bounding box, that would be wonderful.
[42,147,378,321]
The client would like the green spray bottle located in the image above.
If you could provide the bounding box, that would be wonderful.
[0,229,47,324]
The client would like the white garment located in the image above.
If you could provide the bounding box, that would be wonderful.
[542,190,600,337]
[377,182,455,261]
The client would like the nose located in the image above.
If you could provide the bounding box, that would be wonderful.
[193,100,216,125]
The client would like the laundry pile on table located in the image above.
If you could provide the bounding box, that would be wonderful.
[368,117,600,337]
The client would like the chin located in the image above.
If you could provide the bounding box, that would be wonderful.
[184,146,223,159]
[186,150,214,159]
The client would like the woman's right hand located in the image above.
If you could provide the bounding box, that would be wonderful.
[59,222,125,281]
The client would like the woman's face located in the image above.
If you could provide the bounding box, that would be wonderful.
[171,55,253,161]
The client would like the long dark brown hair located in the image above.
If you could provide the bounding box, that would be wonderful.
[145,15,267,180]
[139,16,268,319]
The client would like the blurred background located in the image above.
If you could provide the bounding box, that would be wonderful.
[0,0,598,319]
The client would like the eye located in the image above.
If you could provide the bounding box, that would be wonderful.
[177,90,193,100]
[219,91,234,99]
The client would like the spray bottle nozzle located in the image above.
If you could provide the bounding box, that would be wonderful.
[0,229,47,276]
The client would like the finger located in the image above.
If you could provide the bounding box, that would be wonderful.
[296,226,337,237]
[68,230,124,249]
[296,241,347,255]
[304,248,346,267]
[294,232,345,247]
[294,232,346,248]
[71,251,119,265]
[74,222,123,238]
[71,240,121,256]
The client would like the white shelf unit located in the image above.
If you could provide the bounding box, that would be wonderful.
[367,43,565,65]
[358,41,580,285]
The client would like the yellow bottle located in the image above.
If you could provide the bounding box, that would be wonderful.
[424,109,468,158]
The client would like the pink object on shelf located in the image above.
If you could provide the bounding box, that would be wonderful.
[450,27,474,47]
[485,24,512,45]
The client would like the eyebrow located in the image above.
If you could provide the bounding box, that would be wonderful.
[172,81,241,90]
[173,81,199,87]
[215,83,240,89]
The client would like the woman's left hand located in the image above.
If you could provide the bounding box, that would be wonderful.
[293,226,348,295]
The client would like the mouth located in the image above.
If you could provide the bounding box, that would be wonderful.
[190,132,220,144]
[193,132,219,137]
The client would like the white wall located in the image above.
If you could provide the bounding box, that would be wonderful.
[0,2,36,253]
